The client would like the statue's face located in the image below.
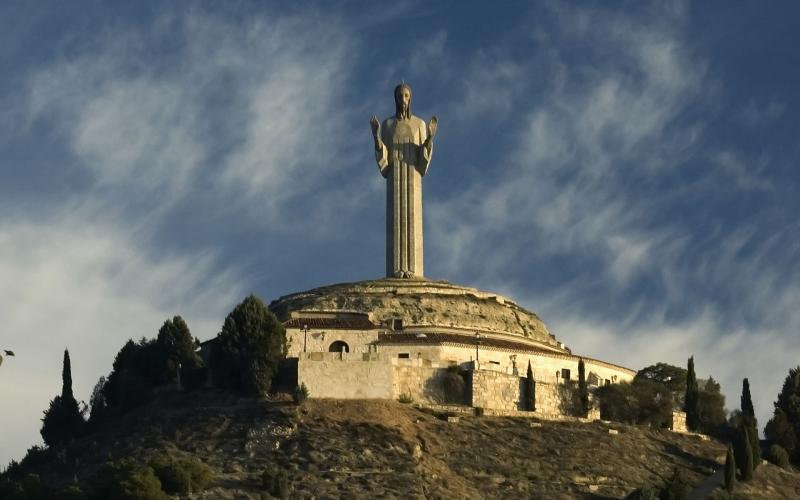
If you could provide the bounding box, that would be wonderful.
[396,87,411,112]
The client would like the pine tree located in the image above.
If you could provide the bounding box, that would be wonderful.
[724,445,736,492]
[578,358,588,417]
[684,356,700,431]
[526,361,536,412]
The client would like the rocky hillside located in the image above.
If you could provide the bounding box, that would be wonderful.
[5,388,800,499]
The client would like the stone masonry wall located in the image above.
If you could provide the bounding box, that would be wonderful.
[471,370,522,411]
[393,360,454,404]
[298,352,393,399]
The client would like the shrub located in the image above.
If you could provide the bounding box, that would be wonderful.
[624,486,659,499]
[293,383,310,404]
[398,393,413,404]
[55,484,88,500]
[441,367,465,404]
[661,468,690,500]
[262,467,289,498]
[92,459,167,500]
[20,473,43,498]
[149,455,214,494]
[767,444,791,470]
[596,380,673,427]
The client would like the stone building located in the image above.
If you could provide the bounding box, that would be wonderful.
[268,278,635,416]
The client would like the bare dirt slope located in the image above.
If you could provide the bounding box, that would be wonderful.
[19,390,800,498]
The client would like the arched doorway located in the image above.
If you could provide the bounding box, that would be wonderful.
[328,340,349,353]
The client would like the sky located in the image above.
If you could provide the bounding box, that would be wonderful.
[2,0,799,465]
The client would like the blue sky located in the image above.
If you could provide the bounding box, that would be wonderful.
[2,1,799,464]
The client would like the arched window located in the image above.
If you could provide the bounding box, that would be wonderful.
[328,341,349,353]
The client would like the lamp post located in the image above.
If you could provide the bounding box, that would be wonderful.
[475,332,482,365]
[303,324,309,353]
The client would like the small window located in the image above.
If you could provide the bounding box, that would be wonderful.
[605,379,611,386]
[392,319,403,330]
[398,353,410,359]
[561,368,571,380]
[328,341,349,353]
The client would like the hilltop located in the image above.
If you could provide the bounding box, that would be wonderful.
[4,388,800,499]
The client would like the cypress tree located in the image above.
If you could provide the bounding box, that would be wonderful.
[526,361,536,412]
[578,358,588,417]
[741,425,754,481]
[684,356,699,431]
[741,378,761,468]
[724,445,736,492]
[41,349,85,446]
[741,378,755,420]
[61,350,73,400]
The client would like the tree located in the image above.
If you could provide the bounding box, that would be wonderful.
[156,316,206,390]
[577,358,588,417]
[734,423,754,481]
[740,378,760,468]
[724,445,736,493]
[684,356,699,431]
[210,295,287,395]
[765,366,800,464]
[526,361,536,412]
[88,376,108,426]
[697,377,726,436]
[41,349,85,447]
[596,379,673,428]
[635,362,687,407]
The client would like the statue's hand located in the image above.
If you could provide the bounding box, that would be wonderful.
[428,116,438,140]
[370,115,380,137]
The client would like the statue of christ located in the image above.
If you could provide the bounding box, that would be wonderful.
[371,83,438,279]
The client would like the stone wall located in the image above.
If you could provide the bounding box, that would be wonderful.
[298,352,393,399]
[393,360,459,404]
[672,411,687,433]
[470,369,523,411]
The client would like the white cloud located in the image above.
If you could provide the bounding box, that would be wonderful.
[0,209,243,466]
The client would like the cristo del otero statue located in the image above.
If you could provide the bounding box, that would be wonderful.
[266,84,635,416]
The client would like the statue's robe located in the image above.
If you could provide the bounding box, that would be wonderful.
[376,114,432,278]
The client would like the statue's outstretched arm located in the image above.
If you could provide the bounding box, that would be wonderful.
[371,115,389,176]
[419,116,437,176]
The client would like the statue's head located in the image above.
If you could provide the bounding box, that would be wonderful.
[394,83,412,119]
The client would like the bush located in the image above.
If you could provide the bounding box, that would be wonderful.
[149,455,214,494]
[92,459,167,500]
[262,467,289,498]
[624,486,659,499]
[20,473,43,498]
[55,484,88,500]
[398,393,413,404]
[596,380,673,427]
[660,468,690,500]
[293,383,309,405]
[441,367,465,404]
[767,444,791,470]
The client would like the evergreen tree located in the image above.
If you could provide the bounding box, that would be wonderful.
[578,358,588,417]
[724,446,736,493]
[684,356,699,431]
[41,349,85,447]
[740,378,761,468]
[741,378,755,420]
[765,366,800,464]
[741,425,754,481]
[526,361,536,412]
[210,295,287,395]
